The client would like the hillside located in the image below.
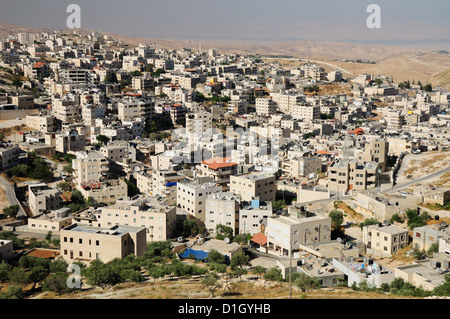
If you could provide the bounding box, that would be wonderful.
[323,52,450,89]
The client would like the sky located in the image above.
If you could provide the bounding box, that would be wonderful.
[0,0,449,45]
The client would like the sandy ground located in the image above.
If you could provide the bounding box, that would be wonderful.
[396,151,450,186]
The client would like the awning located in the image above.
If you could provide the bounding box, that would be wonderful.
[251,233,267,246]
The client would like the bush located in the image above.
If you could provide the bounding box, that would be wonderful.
[405,209,431,230]
[390,213,402,223]
[294,273,321,292]
[43,273,72,294]
[0,285,23,299]
[3,205,19,218]
[263,267,283,282]
[359,218,379,230]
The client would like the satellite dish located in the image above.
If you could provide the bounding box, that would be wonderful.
[336,237,342,243]
[224,237,230,244]
[134,166,141,172]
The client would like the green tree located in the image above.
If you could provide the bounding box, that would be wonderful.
[263,267,283,282]
[359,218,379,230]
[42,273,72,295]
[3,205,19,218]
[294,273,321,292]
[230,252,249,271]
[84,261,122,288]
[63,163,74,174]
[148,265,166,282]
[252,266,266,279]
[9,164,29,177]
[201,272,221,298]
[272,200,286,212]
[411,244,427,260]
[433,274,450,296]
[0,285,23,299]
[390,213,402,223]
[28,265,50,289]
[329,210,344,229]
[0,261,10,284]
[49,258,68,274]
[96,134,110,146]
[8,267,30,286]
[57,182,71,192]
[215,224,233,240]
[207,250,226,264]
[427,242,439,257]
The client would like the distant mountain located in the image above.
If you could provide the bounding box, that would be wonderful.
[1,23,449,89]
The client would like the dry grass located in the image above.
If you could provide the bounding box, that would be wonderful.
[335,201,364,222]
[31,279,414,300]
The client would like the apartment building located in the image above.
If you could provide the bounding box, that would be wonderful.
[97,196,177,242]
[28,183,63,216]
[118,98,155,122]
[356,140,389,172]
[176,180,222,222]
[413,223,450,252]
[290,155,322,178]
[51,97,81,123]
[28,208,72,233]
[205,192,241,236]
[132,76,155,92]
[59,69,91,84]
[151,170,186,205]
[386,111,406,129]
[81,104,105,126]
[54,130,85,153]
[79,179,128,205]
[230,173,277,202]
[0,145,20,170]
[255,98,276,117]
[72,150,109,186]
[198,157,238,191]
[10,95,34,109]
[60,223,146,263]
[291,104,320,121]
[265,214,332,257]
[239,199,273,235]
[271,92,305,113]
[362,223,409,257]
[328,159,380,192]
[185,111,212,135]
[26,114,55,133]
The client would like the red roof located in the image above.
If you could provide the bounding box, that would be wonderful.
[201,157,237,170]
[251,233,267,246]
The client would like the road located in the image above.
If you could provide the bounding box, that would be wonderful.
[0,118,26,129]
[262,57,355,76]
[0,174,26,218]
[385,165,450,194]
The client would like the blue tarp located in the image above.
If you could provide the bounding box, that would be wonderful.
[165,182,178,187]
[179,248,209,260]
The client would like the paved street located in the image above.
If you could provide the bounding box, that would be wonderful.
[0,174,26,218]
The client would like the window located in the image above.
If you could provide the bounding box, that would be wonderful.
[96,240,100,246]
[64,237,67,242]
[416,232,421,238]
[70,237,73,243]
[79,238,83,244]
[384,236,388,241]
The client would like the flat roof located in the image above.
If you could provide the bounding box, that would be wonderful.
[63,223,143,235]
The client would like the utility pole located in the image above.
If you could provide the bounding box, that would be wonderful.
[289,231,292,299]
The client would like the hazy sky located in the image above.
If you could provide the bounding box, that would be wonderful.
[1,0,449,44]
